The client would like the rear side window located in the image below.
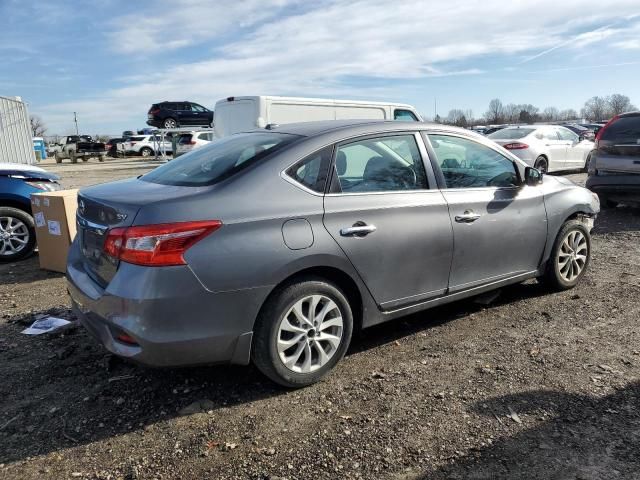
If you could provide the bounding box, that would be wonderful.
[286,147,332,193]
[394,109,419,121]
[333,134,428,193]
[601,116,640,142]
[142,132,300,186]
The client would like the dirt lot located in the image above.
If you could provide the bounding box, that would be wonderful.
[1,160,639,480]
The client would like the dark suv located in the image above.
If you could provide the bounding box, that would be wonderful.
[147,101,214,129]
[587,112,640,207]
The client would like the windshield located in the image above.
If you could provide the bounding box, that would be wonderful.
[142,132,301,186]
[488,128,535,140]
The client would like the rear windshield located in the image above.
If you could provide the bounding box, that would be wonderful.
[487,128,535,140]
[601,116,640,142]
[178,134,193,144]
[142,132,301,186]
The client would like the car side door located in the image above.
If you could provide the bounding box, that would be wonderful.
[322,132,453,310]
[424,132,547,292]
[556,127,583,168]
[541,128,566,172]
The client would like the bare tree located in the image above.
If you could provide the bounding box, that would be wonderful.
[446,109,468,126]
[607,94,636,116]
[485,99,504,124]
[542,107,559,122]
[559,109,578,121]
[30,115,47,137]
[503,103,519,123]
[581,96,609,121]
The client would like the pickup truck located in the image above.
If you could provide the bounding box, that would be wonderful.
[50,136,107,163]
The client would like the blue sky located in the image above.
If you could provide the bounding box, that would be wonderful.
[1,0,639,135]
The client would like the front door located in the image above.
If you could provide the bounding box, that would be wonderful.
[323,133,453,310]
[425,133,547,292]
[542,128,567,172]
[557,127,583,169]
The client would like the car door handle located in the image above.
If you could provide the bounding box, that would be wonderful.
[455,211,481,223]
[340,224,377,237]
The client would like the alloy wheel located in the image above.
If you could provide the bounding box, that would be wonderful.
[0,216,29,256]
[276,295,344,373]
[557,230,588,282]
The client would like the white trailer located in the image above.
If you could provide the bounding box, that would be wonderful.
[213,96,423,137]
[0,96,36,165]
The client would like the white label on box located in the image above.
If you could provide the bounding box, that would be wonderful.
[33,197,40,207]
[47,220,61,236]
[34,211,45,227]
[43,198,50,207]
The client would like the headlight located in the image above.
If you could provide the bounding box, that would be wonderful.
[25,181,62,191]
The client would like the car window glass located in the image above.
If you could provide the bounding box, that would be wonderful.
[335,134,428,193]
[394,109,419,121]
[557,127,578,142]
[543,129,559,141]
[487,128,534,139]
[198,133,209,140]
[601,116,640,142]
[181,104,192,111]
[428,134,519,189]
[286,147,332,193]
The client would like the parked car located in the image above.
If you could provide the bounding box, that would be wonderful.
[174,131,215,158]
[213,96,422,137]
[561,123,595,141]
[147,101,214,129]
[579,123,605,137]
[105,138,124,157]
[487,125,595,173]
[586,111,640,208]
[49,135,107,164]
[67,120,599,388]
[483,126,507,136]
[0,163,61,262]
[118,135,172,157]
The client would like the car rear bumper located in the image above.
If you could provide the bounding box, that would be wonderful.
[586,174,640,201]
[66,239,270,367]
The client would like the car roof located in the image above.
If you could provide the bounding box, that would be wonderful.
[242,119,459,138]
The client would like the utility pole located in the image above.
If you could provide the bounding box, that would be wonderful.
[73,112,79,135]
[434,98,437,121]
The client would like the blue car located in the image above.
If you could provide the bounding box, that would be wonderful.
[0,163,61,262]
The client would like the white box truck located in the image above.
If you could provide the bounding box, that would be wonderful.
[213,96,422,137]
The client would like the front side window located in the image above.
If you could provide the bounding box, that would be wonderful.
[142,132,300,186]
[394,109,419,121]
[557,127,578,142]
[286,147,332,193]
[192,104,207,112]
[428,134,519,189]
[333,134,428,193]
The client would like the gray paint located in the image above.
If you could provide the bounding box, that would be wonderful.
[67,120,599,368]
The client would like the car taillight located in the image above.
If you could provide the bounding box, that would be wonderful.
[130,142,137,146]
[188,141,196,145]
[149,108,160,114]
[503,142,529,150]
[594,115,619,147]
[104,220,222,266]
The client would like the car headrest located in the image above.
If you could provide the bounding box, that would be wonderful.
[441,158,460,169]
[336,151,347,175]
[362,156,389,182]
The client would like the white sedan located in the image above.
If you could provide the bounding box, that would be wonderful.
[488,125,594,173]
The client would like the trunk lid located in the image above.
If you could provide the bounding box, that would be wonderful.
[596,114,640,174]
[76,178,203,286]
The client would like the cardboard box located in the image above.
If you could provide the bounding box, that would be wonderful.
[30,189,78,273]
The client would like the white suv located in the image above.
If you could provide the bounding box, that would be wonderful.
[175,131,215,158]
[119,135,172,157]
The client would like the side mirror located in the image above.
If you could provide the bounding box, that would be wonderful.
[524,166,543,186]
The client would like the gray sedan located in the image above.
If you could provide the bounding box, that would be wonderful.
[67,121,600,387]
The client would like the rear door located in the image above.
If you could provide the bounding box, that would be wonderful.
[596,114,640,174]
[323,132,453,310]
[425,132,547,292]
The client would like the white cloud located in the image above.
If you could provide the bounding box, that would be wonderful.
[38,0,640,132]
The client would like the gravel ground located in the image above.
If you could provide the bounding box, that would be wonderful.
[0,164,639,480]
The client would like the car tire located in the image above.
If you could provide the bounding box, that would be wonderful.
[252,277,353,388]
[140,147,153,157]
[0,207,36,263]
[540,220,591,291]
[54,152,62,164]
[534,156,548,174]
[70,152,78,164]
[163,118,177,129]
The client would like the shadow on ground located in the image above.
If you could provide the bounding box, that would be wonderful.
[416,382,640,479]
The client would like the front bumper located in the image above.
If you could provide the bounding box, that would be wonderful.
[66,240,270,367]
